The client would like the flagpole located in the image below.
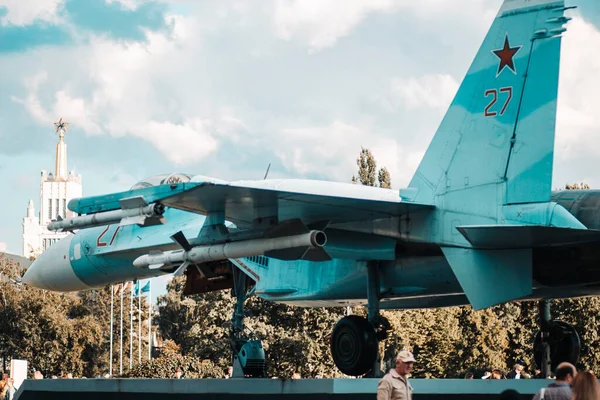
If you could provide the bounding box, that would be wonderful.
[130,281,133,370]
[138,283,142,364]
[120,282,124,375]
[109,285,114,377]
[148,279,152,361]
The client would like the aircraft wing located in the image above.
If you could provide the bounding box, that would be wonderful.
[160,179,433,228]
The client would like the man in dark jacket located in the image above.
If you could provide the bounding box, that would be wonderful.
[507,360,525,379]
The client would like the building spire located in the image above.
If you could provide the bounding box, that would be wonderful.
[54,117,70,180]
[27,200,35,218]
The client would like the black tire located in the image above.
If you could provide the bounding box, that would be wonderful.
[330,315,378,376]
[534,320,580,372]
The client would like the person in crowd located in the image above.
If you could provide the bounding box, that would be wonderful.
[225,366,233,379]
[377,350,415,400]
[491,369,504,379]
[507,361,525,379]
[571,370,600,400]
[482,371,492,379]
[0,374,6,393]
[33,370,43,380]
[1,378,16,400]
[292,372,302,379]
[532,362,576,400]
[174,367,184,379]
[464,372,474,379]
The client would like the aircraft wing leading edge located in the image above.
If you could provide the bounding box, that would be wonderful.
[160,181,434,228]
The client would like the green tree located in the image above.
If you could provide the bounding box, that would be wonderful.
[565,183,590,190]
[378,167,391,188]
[0,255,110,377]
[352,147,378,186]
[351,147,392,188]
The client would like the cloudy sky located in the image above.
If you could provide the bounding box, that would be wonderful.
[1,0,599,295]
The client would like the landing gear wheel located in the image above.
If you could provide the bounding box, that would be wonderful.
[534,320,580,372]
[331,315,378,376]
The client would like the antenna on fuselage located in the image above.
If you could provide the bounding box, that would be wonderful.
[263,163,271,180]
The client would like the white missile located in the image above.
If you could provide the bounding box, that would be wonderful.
[133,230,327,271]
[48,202,165,232]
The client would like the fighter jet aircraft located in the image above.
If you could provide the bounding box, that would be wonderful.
[24,0,590,377]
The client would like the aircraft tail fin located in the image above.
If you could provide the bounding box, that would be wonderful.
[409,0,569,207]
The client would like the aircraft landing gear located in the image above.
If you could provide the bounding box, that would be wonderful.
[533,299,580,377]
[230,266,266,378]
[331,261,388,377]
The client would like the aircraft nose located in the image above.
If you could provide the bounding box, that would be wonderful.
[22,235,90,292]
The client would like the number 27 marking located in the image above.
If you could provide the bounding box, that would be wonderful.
[484,87,512,117]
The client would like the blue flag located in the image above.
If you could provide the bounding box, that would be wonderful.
[140,281,150,294]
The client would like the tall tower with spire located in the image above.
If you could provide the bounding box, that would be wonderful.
[22,118,83,258]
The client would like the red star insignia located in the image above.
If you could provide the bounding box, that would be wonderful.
[492,35,522,77]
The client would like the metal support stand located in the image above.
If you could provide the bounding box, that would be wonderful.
[539,299,552,379]
[366,261,383,378]
[231,267,248,378]
[230,266,265,378]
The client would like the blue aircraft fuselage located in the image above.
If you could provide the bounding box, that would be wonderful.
[26,189,600,310]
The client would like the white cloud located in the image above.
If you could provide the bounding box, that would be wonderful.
[272,0,498,52]
[105,0,138,11]
[132,119,218,165]
[273,0,397,51]
[12,14,222,165]
[271,120,419,187]
[555,16,600,162]
[383,74,459,111]
[0,0,64,26]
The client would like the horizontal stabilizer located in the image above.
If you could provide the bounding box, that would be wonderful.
[458,225,600,249]
[442,247,532,310]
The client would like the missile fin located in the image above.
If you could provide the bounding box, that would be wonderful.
[119,196,149,210]
[119,215,147,226]
[302,247,332,262]
[173,261,190,277]
[142,216,166,227]
[171,231,192,251]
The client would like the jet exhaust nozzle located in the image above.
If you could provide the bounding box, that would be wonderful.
[132,230,327,270]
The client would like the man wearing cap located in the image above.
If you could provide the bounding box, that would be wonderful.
[377,350,415,400]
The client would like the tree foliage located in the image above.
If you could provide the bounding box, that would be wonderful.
[565,183,590,190]
[123,340,224,378]
[352,147,391,188]
[0,255,151,378]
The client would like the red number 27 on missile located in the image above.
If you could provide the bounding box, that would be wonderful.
[484,87,512,117]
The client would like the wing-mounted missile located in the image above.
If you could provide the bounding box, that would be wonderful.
[47,196,166,232]
[132,230,328,274]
